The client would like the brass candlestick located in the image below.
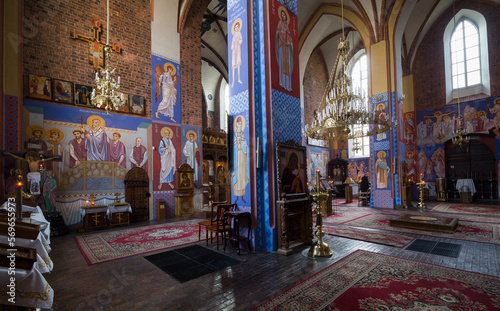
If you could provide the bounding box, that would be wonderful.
[308,171,333,257]
[416,179,427,209]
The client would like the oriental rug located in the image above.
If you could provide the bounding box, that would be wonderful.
[341,213,500,245]
[324,210,371,224]
[322,225,414,248]
[75,219,200,264]
[254,250,500,310]
[430,202,500,217]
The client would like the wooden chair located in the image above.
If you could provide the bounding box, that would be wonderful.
[358,188,371,206]
[198,201,226,241]
[206,203,236,250]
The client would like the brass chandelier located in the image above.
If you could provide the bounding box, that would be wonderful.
[450,0,469,147]
[91,0,125,114]
[303,0,393,141]
[451,89,470,147]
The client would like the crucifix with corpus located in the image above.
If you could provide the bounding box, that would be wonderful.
[1,150,62,218]
[69,18,123,73]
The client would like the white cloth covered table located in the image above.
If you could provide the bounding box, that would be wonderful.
[0,232,53,274]
[456,178,476,196]
[80,204,132,219]
[0,202,51,245]
[107,203,132,216]
[0,266,54,309]
[351,184,359,196]
[80,205,108,218]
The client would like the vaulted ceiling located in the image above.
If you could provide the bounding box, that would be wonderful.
[180,0,500,92]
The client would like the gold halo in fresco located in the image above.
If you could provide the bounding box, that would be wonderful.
[160,127,173,138]
[87,115,106,128]
[163,63,176,75]
[186,130,197,141]
[233,115,246,133]
[277,6,289,22]
[47,128,64,141]
[231,18,242,35]
[26,125,46,139]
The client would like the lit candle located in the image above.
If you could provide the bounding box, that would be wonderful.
[316,169,320,190]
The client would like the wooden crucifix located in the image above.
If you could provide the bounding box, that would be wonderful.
[1,150,62,218]
[69,18,123,73]
[114,192,121,203]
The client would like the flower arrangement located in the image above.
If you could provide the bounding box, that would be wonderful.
[307,182,318,193]
[328,181,339,193]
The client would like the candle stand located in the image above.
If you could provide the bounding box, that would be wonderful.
[308,171,333,257]
[416,180,427,209]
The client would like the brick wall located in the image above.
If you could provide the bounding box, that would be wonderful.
[413,0,500,111]
[180,0,211,126]
[303,49,329,128]
[22,0,152,117]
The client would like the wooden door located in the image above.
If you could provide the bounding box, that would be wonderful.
[124,167,149,223]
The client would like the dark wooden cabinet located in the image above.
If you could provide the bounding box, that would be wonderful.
[276,193,313,255]
[202,128,229,203]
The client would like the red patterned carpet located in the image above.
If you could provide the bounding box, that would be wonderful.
[322,225,414,248]
[342,213,500,244]
[75,219,200,264]
[324,210,371,224]
[430,202,500,216]
[254,250,500,310]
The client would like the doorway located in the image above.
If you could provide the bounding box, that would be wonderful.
[124,167,150,222]
[445,135,496,199]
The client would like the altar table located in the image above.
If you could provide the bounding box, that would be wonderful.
[456,178,476,196]
[80,203,132,231]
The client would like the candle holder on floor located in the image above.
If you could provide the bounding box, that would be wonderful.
[308,170,333,257]
[416,178,427,209]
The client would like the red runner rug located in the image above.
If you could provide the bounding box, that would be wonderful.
[254,250,500,310]
[75,219,200,264]
[322,225,414,248]
[430,202,500,216]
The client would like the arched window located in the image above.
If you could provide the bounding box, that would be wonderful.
[348,54,370,158]
[444,10,489,103]
[451,20,480,88]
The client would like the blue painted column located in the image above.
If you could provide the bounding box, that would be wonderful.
[227,0,301,251]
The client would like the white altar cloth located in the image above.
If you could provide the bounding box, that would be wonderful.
[107,203,132,216]
[0,202,51,245]
[80,204,132,219]
[0,266,54,309]
[456,178,476,196]
[0,232,53,274]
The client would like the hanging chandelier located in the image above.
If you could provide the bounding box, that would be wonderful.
[450,0,469,148]
[303,0,393,141]
[451,83,470,147]
[91,0,125,114]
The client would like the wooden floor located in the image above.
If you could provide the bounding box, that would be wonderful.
[45,200,500,311]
